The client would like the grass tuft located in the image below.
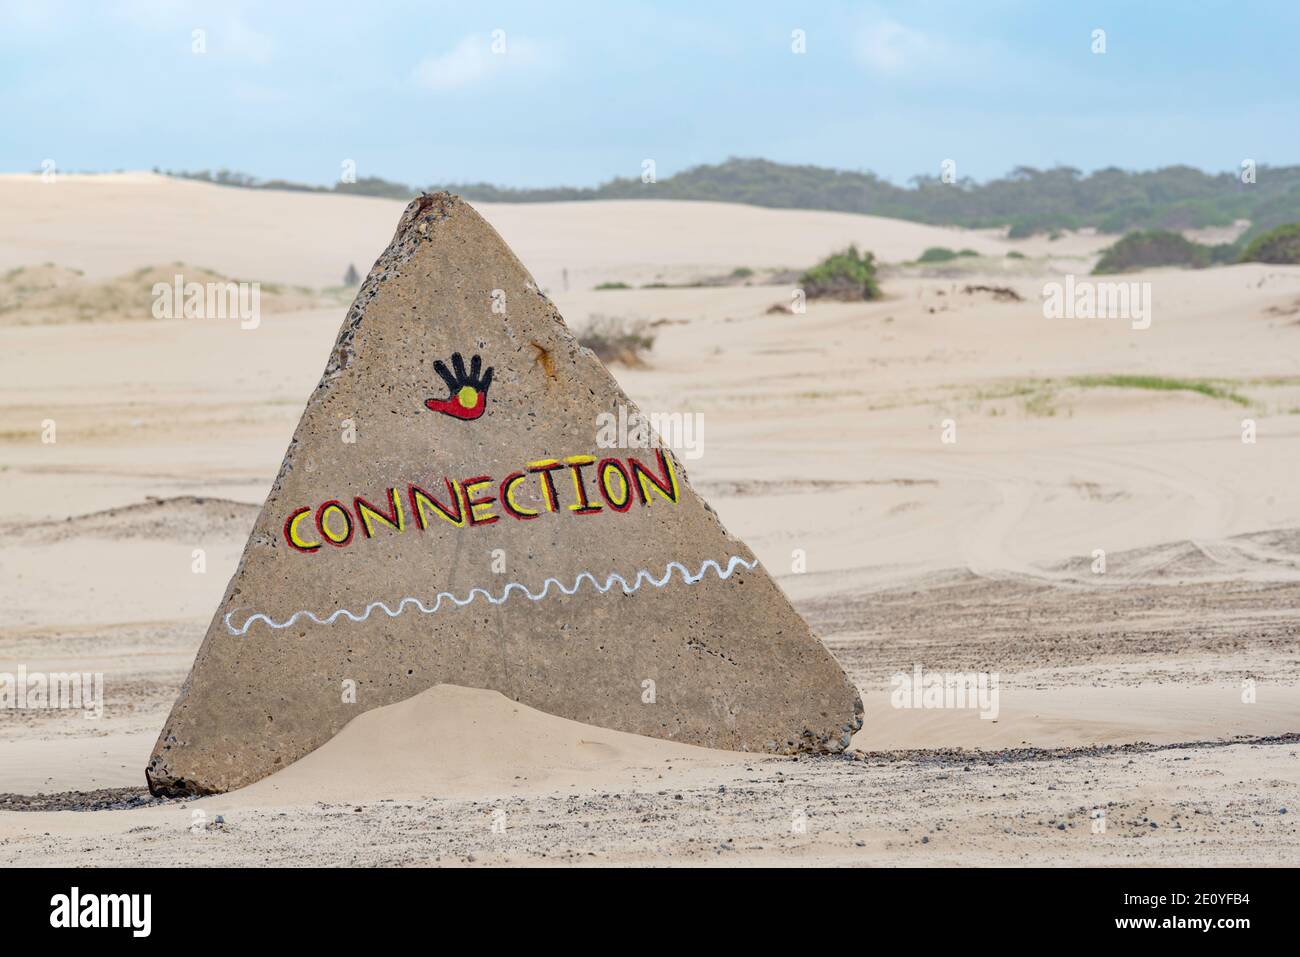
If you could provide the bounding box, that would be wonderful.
[1069,375,1249,406]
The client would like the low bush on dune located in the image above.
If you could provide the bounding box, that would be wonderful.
[916,247,979,263]
[1239,223,1300,264]
[800,244,881,301]
[577,315,656,366]
[1092,229,1212,274]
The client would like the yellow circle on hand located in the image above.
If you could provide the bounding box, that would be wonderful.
[457,385,479,408]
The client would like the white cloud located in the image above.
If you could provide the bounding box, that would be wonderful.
[105,2,272,62]
[854,18,941,74]
[412,33,542,92]
[225,17,272,63]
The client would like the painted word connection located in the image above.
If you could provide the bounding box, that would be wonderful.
[283,449,680,554]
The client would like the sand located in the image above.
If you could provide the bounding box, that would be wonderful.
[0,172,1105,294]
[2,686,1294,867]
[0,173,1297,865]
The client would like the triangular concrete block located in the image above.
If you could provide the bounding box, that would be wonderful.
[146,194,862,796]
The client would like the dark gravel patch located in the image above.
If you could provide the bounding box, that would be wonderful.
[0,787,187,812]
[846,731,1300,768]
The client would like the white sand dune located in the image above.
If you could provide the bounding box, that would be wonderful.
[0,172,1078,294]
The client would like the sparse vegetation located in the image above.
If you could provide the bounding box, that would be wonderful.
[1069,374,1249,406]
[1022,387,1058,417]
[967,375,1264,419]
[638,267,774,290]
[577,315,656,366]
[1006,250,1026,259]
[594,281,632,291]
[0,263,326,326]
[800,245,881,301]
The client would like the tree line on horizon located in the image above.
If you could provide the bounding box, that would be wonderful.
[160,157,1300,247]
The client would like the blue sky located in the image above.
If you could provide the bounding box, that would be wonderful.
[2,0,1297,187]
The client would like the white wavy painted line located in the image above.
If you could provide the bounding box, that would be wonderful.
[224,555,759,636]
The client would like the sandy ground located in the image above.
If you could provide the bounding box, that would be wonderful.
[0,174,1297,866]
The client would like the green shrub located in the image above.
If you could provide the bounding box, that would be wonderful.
[594,281,632,291]
[1239,223,1300,264]
[800,245,881,301]
[1006,250,1026,259]
[1008,212,1079,239]
[1208,243,1240,265]
[917,247,958,263]
[1093,229,1211,274]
